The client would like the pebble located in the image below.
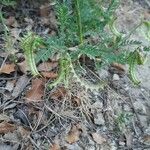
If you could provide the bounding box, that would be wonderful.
[92,101,103,110]
[85,145,95,150]
[119,141,125,146]
[113,74,120,81]
[138,115,148,128]
[98,69,109,80]
[133,101,147,114]
[94,112,105,126]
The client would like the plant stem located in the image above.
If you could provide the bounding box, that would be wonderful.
[75,0,83,44]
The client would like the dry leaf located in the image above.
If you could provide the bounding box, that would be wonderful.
[49,143,61,150]
[50,87,67,100]
[71,96,81,107]
[41,72,58,79]
[0,63,15,74]
[18,126,30,138]
[0,122,16,134]
[6,16,15,26]
[142,135,150,145]
[92,133,106,144]
[25,78,45,102]
[66,124,82,144]
[38,61,58,72]
[6,16,19,28]
[40,4,51,17]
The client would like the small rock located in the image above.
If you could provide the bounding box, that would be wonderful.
[138,115,148,128]
[145,126,150,134]
[119,141,125,146]
[98,69,109,80]
[85,145,95,150]
[92,101,103,110]
[133,101,147,114]
[5,80,15,92]
[113,74,120,81]
[123,104,131,112]
[0,144,13,150]
[94,112,105,126]
[4,132,19,142]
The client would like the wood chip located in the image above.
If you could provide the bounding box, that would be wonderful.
[12,75,29,98]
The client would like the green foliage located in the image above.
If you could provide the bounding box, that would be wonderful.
[21,32,44,76]
[22,0,149,88]
[0,0,17,7]
[115,112,132,132]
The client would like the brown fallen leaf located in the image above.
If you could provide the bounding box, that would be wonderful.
[25,78,45,102]
[0,63,15,74]
[142,135,150,145]
[50,87,67,100]
[38,61,58,72]
[41,71,58,79]
[66,124,82,144]
[71,96,81,107]
[6,16,15,26]
[92,133,106,145]
[49,143,61,150]
[6,16,19,28]
[0,121,16,134]
[18,126,30,138]
[40,3,51,17]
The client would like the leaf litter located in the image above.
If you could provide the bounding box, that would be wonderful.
[0,0,150,150]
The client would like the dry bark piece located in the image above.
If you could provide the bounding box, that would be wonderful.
[12,75,29,98]
[92,133,106,145]
[25,78,45,102]
[0,121,16,134]
[0,63,15,74]
[66,124,82,144]
[38,61,58,72]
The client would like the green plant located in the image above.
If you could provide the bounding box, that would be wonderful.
[22,0,150,89]
[114,112,132,133]
[21,32,44,76]
[0,10,17,61]
[0,0,17,7]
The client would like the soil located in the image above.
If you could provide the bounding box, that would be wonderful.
[0,0,150,150]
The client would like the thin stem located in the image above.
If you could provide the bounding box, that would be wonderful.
[75,0,83,44]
